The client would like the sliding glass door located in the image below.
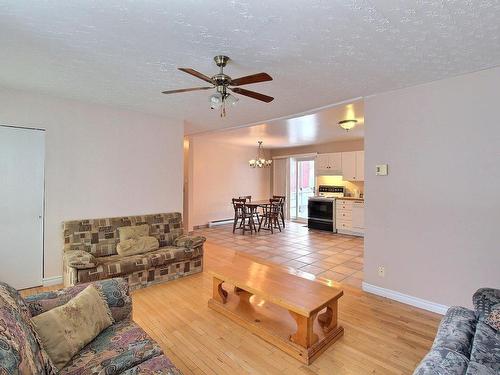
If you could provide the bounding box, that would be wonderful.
[289,157,315,222]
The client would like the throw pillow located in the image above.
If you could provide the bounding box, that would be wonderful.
[65,250,98,269]
[116,236,160,256]
[117,224,150,241]
[485,305,500,330]
[31,285,114,370]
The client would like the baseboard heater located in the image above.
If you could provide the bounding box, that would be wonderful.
[208,218,233,228]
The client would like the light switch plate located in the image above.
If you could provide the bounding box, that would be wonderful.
[376,164,388,176]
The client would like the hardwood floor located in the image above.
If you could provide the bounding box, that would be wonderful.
[23,242,441,374]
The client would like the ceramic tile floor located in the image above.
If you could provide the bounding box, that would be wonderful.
[194,221,364,288]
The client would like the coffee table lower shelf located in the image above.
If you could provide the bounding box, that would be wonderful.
[208,288,344,365]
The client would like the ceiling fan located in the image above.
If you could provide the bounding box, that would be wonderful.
[162,55,274,117]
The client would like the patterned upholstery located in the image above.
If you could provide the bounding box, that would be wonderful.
[63,212,183,257]
[59,319,180,375]
[431,307,477,357]
[63,212,204,289]
[414,288,500,375]
[0,282,57,374]
[414,348,469,375]
[469,322,500,373]
[25,278,132,323]
[473,288,500,321]
[3,279,181,374]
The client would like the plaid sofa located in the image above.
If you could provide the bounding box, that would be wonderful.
[414,288,500,375]
[63,213,205,290]
[0,278,181,374]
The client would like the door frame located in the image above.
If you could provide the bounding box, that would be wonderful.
[0,124,45,289]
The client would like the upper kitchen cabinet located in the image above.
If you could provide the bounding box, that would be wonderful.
[315,153,342,175]
[341,151,364,181]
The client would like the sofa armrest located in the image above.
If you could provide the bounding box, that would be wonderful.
[25,278,132,322]
[63,250,98,269]
[173,234,206,249]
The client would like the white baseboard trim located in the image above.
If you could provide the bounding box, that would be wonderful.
[42,276,63,287]
[362,282,449,315]
[208,219,233,227]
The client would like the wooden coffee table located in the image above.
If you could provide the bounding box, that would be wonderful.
[207,255,344,364]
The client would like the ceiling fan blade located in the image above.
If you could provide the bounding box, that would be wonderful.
[231,72,272,86]
[178,68,214,84]
[162,86,213,94]
[230,87,274,103]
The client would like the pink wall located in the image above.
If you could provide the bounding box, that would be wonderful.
[187,136,271,230]
[365,66,500,308]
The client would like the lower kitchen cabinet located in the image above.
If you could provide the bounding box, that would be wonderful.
[336,199,364,236]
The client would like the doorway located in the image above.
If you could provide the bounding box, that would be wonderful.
[289,157,315,222]
[0,125,45,289]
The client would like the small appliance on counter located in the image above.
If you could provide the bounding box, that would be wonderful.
[307,185,344,232]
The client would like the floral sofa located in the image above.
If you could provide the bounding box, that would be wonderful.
[0,278,181,374]
[414,288,500,375]
[63,212,205,290]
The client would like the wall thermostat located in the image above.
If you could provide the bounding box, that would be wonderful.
[375,164,388,176]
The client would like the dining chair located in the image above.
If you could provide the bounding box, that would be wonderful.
[239,195,252,202]
[273,195,286,228]
[258,198,282,234]
[232,198,255,234]
[239,195,260,225]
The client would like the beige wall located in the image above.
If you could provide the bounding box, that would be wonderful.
[187,136,271,230]
[0,87,184,281]
[270,138,364,157]
[365,66,500,308]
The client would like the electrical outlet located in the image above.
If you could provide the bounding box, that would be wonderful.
[378,266,385,277]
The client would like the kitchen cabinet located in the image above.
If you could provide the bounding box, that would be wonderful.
[341,151,364,181]
[352,201,365,232]
[336,199,364,236]
[315,153,342,175]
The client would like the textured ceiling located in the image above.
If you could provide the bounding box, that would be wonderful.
[196,100,364,148]
[1,1,499,135]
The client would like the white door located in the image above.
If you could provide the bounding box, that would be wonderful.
[0,126,44,289]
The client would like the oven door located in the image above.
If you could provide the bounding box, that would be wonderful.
[308,199,333,221]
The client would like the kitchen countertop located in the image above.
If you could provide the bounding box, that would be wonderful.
[338,197,364,201]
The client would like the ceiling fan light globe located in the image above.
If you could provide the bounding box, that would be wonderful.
[225,93,239,107]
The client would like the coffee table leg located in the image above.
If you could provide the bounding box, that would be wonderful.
[213,277,228,304]
[289,311,319,348]
[318,300,338,332]
[234,286,253,303]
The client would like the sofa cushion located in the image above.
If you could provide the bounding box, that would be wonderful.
[413,348,469,375]
[117,236,159,256]
[118,355,182,375]
[59,319,164,375]
[148,246,202,268]
[64,239,119,258]
[118,224,150,241]
[473,288,500,321]
[0,282,56,375]
[32,285,114,370]
[77,253,150,283]
[469,321,500,373]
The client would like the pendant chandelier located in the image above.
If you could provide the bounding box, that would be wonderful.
[338,119,358,131]
[249,141,272,168]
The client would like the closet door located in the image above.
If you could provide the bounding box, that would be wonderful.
[0,126,44,289]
